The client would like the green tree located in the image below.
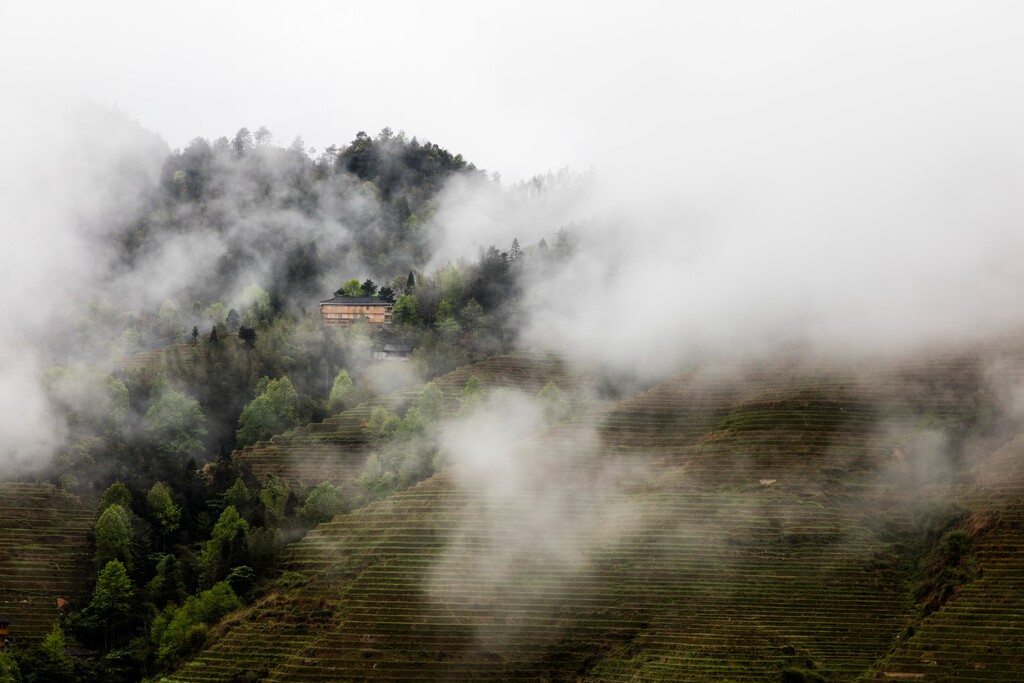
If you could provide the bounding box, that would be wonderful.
[204,302,228,325]
[94,504,132,569]
[406,270,416,293]
[242,285,271,327]
[238,325,257,348]
[397,406,427,439]
[0,649,20,682]
[87,560,134,652]
[417,382,445,422]
[143,390,208,459]
[360,278,378,297]
[152,582,240,669]
[458,376,482,415]
[335,278,362,297]
[223,478,253,519]
[300,481,344,525]
[147,554,184,607]
[27,622,73,680]
[326,368,355,413]
[364,407,400,443]
[236,376,300,447]
[437,300,461,338]
[393,294,421,325]
[147,482,181,540]
[99,481,132,513]
[460,298,486,334]
[356,453,396,501]
[158,300,185,342]
[258,474,289,528]
[199,506,249,585]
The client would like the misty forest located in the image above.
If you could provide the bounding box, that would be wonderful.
[4,96,1024,683]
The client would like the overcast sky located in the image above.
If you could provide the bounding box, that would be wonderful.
[2,2,1019,184]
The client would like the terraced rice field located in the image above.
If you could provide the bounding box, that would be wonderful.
[0,483,95,643]
[874,436,1024,681]
[233,353,591,488]
[168,345,1024,681]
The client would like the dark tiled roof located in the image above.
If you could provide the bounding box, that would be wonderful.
[319,296,393,305]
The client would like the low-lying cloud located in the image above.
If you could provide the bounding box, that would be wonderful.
[428,390,646,646]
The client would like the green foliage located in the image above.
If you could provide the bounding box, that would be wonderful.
[235,376,299,447]
[258,475,289,529]
[204,302,228,325]
[356,392,442,502]
[915,527,976,615]
[146,481,181,537]
[20,622,74,681]
[147,554,185,607]
[241,285,271,327]
[143,390,207,459]
[417,382,445,422]
[94,504,132,569]
[460,298,485,334]
[224,478,253,518]
[301,481,344,526]
[393,294,421,325]
[152,582,240,670]
[247,526,284,572]
[397,406,427,439]
[158,300,185,341]
[355,453,397,501]
[89,560,134,625]
[326,368,355,413]
[438,265,465,302]
[780,668,827,683]
[458,375,482,415]
[225,565,256,595]
[360,278,378,297]
[99,481,132,514]
[436,300,461,338]
[336,278,362,297]
[364,407,401,443]
[199,506,250,585]
[0,650,20,683]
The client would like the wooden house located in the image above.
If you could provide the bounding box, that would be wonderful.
[319,296,394,326]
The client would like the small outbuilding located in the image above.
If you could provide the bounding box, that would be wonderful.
[374,343,413,361]
[383,343,413,359]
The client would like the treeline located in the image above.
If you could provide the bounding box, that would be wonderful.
[122,127,484,314]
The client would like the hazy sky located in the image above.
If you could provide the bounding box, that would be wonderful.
[3,2,1020,183]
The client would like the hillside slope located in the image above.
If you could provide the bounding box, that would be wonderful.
[872,435,1024,680]
[232,353,589,490]
[166,345,1024,682]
